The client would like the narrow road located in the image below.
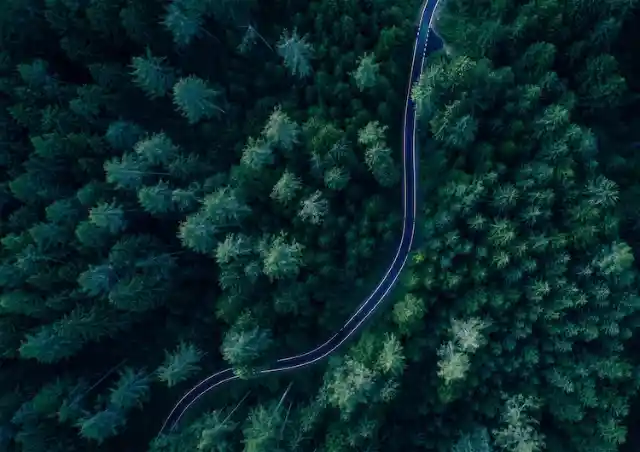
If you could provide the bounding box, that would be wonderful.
[159,0,443,434]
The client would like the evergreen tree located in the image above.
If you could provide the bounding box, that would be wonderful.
[156,342,204,388]
[89,201,127,234]
[271,170,302,205]
[261,233,305,281]
[263,106,299,152]
[299,190,328,225]
[134,132,179,166]
[138,181,175,215]
[172,76,224,124]
[352,53,380,90]
[276,29,314,79]
[130,49,176,99]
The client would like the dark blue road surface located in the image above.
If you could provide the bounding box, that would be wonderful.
[159,0,444,434]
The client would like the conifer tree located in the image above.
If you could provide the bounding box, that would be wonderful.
[276,29,314,79]
[162,0,205,48]
[134,132,179,166]
[172,76,225,124]
[138,181,175,215]
[130,49,176,99]
[222,323,273,376]
[352,53,380,90]
[299,190,329,225]
[271,170,302,205]
[263,106,299,152]
[156,342,204,388]
[261,233,305,281]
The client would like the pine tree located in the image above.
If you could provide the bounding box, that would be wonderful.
[162,0,204,48]
[222,324,273,376]
[134,132,179,166]
[241,137,274,170]
[324,166,350,191]
[195,409,238,452]
[104,153,152,190]
[89,201,127,234]
[156,342,203,388]
[130,49,176,99]
[493,395,545,452]
[108,366,150,412]
[216,233,254,265]
[108,274,165,312]
[201,187,251,226]
[172,75,224,124]
[299,190,328,225]
[138,181,175,215]
[178,212,219,254]
[452,427,494,452]
[77,264,118,297]
[261,233,304,281]
[276,29,314,79]
[243,401,285,452]
[352,53,380,90]
[357,121,387,148]
[263,106,299,152]
[365,145,399,187]
[271,170,302,205]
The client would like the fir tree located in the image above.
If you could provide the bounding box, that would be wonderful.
[276,29,314,79]
[172,76,225,124]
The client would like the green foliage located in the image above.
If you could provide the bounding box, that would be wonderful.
[108,367,150,412]
[276,29,314,79]
[3,0,639,450]
[352,53,380,90]
[162,1,204,48]
[105,153,152,190]
[178,212,219,254]
[131,49,176,99]
[77,264,117,297]
[156,342,204,387]
[263,106,299,152]
[138,180,175,214]
[172,76,224,124]
[19,306,130,362]
[243,400,285,452]
[241,137,274,171]
[493,395,545,452]
[135,132,179,166]
[298,190,329,225]
[222,322,273,376]
[452,427,494,452]
[89,201,127,234]
[77,409,126,444]
[324,166,350,191]
[271,170,302,205]
[261,233,305,280]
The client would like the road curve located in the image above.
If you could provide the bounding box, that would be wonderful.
[159,0,443,434]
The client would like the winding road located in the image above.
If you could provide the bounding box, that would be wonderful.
[159,0,443,434]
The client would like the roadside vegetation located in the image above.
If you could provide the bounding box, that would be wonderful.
[0,0,639,451]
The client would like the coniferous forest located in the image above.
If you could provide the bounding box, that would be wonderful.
[0,0,640,451]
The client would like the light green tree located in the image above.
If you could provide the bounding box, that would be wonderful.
[261,233,304,280]
[299,190,328,225]
[352,53,380,90]
[276,29,314,78]
[263,107,299,151]
[271,170,302,206]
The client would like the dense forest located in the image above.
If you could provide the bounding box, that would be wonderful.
[0,0,639,451]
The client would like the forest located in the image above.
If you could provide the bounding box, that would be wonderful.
[0,0,639,451]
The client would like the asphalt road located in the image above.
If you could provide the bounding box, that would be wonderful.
[159,0,444,434]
